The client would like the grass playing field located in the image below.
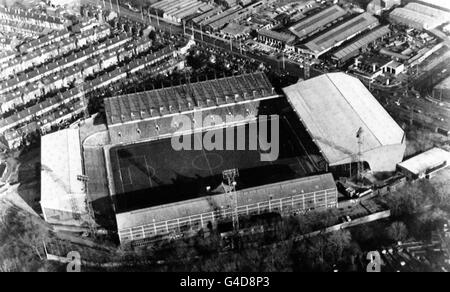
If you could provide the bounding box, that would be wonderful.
[110,115,322,213]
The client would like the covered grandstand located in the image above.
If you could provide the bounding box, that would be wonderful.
[104,72,279,145]
[289,5,347,40]
[332,25,391,64]
[40,128,90,227]
[116,173,337,244]
[283,73,406,172]
[303,13,379,58]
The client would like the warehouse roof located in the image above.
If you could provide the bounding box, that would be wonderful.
[40,129,86,214]
[332,25,390,61]
[389,7,442,29]
[435,76,450,90]
[417,0,450,11]
[398,148,450,176]
[192,7,223,24]
[200,5,241,25]
[405,2,450,21]
[283,73,404,165]
[289,5,347,39]
[258,29,296,44]
[104,72,276,126]
[305,13,379,56]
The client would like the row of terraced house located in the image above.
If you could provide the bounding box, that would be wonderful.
[0,6,67,31]
[0,24,111,81]
[0,35,195,149]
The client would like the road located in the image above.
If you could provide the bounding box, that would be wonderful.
[431,29,450,48]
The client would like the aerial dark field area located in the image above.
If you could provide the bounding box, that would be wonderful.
[110,116,323,213]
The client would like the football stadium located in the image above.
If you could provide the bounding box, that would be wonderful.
[40,72,405,245]
[101,72,333,244]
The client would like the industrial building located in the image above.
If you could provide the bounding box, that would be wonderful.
[433,76,450,102]
[398,148,450,179]
[332,25,391,65]
[191,7,223,25]
[403,2,450,21]
[152,0,214,23]
[283,73,406,172]
[199,6,241,27]
[366,0,401,16]
[301,13,379,59]
[349,55,405,82]
[199,0,270,30]
[389,2,450,30]
[416,0,450,11]
[104,72,279,145]
[257,29,296,48]
[288,5,347,40]
[117,173,338,244]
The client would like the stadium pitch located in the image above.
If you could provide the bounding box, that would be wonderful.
[110,116,322,213]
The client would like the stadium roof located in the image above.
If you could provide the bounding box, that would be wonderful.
[283,73,405,166]
[40,129,87,217]
[104,73,277,126]
[398,148,450,176]
[332,25,390,61]
[289,5,347,39]
[304,13,379,57]
[116,173,336,230]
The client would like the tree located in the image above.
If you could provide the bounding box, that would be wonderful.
[326,230,352,261]
[0,208,50,272]
[387,221,408,242]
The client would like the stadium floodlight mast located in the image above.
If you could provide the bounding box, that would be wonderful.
[356,127,364,182]
[222,169,239,232]
[77,174,97,237]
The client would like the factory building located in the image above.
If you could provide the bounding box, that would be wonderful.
[349,55,405,82]
[257,29,296,48]
[416,0,450,12]
[202,0,270,31]
[301,13,379,59]
[332,25,391,65]
[398,148,450,180]
[367,0,401,16]
[283,73,406,173]
[116,173,338,245]
[152,0,214,23]
[191,7,223,25]
[433,76,450,102]
[288,5,347,40]
[389,2,450,30]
